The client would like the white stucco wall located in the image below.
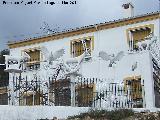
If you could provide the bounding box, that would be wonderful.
[10,19,159,77]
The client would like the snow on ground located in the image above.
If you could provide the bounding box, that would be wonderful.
[0,106,89,120]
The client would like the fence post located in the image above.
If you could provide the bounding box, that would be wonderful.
[142,79,146,108]
[70,75,76,107]
[11,73,15,105]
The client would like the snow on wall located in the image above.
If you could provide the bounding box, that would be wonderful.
[0,106,89,120]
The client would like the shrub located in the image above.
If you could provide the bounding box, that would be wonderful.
[105,109,134,120]
[67,109,134,120]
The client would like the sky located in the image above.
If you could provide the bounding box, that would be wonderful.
[0,0,159,50]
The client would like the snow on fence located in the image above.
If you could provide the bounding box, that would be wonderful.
[7,76,145,109]
[75,77,144,108]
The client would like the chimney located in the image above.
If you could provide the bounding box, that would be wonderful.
[122,1,134,18]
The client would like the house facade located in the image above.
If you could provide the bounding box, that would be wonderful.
[5,4,160,109]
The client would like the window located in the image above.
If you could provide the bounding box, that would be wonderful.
[20,92,42,106]
[126,24,154,51]
[49,78,71,106]
[0,87,8,105]
[23,48,41,70]
[70,36,94,57]
[124,76,143,108]
[75,83,95,107]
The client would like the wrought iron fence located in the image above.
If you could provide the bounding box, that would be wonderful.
[49,77,71,106]
[75,77,144,108]
[8,75,145,108]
